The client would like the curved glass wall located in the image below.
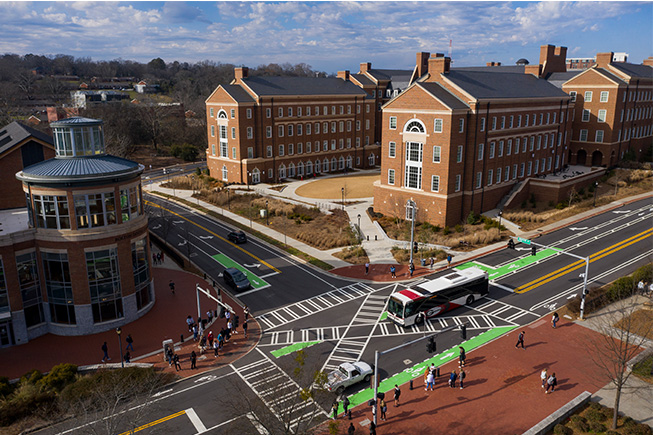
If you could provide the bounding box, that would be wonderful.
[42,252,75,325]
[86,248,123,323]
[53,125,105,157]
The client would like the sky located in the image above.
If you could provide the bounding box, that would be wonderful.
[0,1,651,73]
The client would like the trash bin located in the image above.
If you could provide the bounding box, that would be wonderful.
[421,259,426,266]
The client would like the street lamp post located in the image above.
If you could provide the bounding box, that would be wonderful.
[406,200,416,266]
[593,182,599,207]
[357,213,362,242]
[357,213,361,228]
[247,171,251,190]
[265,200,269,226]
[116,327,124,368]
[341,187,345,210]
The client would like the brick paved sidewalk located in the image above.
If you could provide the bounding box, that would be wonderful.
[0,267,259,380]
[319,317,630,435]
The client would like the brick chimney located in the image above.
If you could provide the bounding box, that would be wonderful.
[234,67,249,84]
[535,44,567,77]
[595,52,614,68]
[427,53,450,79]
[486,62,502,67]
[360,62,371,73]
[416,52,430,77]
[337,70,350,81]
[644,56,653,67]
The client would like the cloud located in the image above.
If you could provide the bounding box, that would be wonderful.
[162,2,210,24]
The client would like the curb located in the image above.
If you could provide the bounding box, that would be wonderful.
[522,391,592,435]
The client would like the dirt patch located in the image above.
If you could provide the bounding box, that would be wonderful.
[294,173,379,199]
[332,246,369,264]
[615,309,653,340]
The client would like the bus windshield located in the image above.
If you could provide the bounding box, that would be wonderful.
[387,297,404,317]
[404,300,419,317]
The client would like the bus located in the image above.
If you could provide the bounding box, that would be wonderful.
[387,267,489,327]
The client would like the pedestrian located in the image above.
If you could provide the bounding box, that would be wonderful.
[207,330,214,347]
[409,261,415,277]
[186,315,194,332]
[126,334,134,351]
[192,325,198,341]
[423,366,430,388]
[545,373,557,394]
[160,252,165,263]
[365,262,370,275]
[225,310,231,326]
[173,354,181,371]
[342,395,350,419]
[459,368,466,389]
[169,280,175,294]
[448,370,457,388]
[101,342,110,362]
[190,350,197,369]
[233,315,240,333]
[153,253,157,265]
[244,305,250,320]
[348,422,356,435]
[124,351,131,363]
[199,335,207,354]
[429,257,434,269]
[213,339,219,357]
[332,400,339,420]
[369,421,376,435]
[207,310,213,323]
[390,265,396,278]
[166,347,173,366]
[156,252,161,264]
[426,368,435,391]
[540,368,548,389]
[380,399,387,421]
[393,384,401,407]
[459,346,466,367]
[243,319,248,338]
[447,253,453,268]
[217,331,224,349]
[552,312,559,329]
[227,319,233,338]
[515,330,525,349]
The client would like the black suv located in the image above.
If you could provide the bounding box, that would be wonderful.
[223,268,251,291]
[227,230,247,244]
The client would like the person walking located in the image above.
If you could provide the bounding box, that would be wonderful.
[409,261,415,277]
[342,396,350,419]
[332,400,339,420]
[207,310,213,323]
[348,422,356,435]
[243,319,248,338]
[393,384,401,407]
[552,312,559,329]
[447,253,453,268]
[426,368,435,391]
[459,368,466,389]
[540,368,548,389]
[101,342,110,362]
[365,262,370,275]
[369,421,376,435]
[166,347,174,366]
[379,399,387,421]
[217,331,224,349]
[213,338,219,357]
[192,325,198,341]
[124,352,131,363]
[390,265,396,278]
[173,354,182,371]
[169,280,175,294]
[190,350,197,369]
[459,346,466,367]
[244,305,250,320]
[186,315,195,332]
[449,370,458,388]
[545,373,557,394]
[515,331,525,349]
[429,257,434,269]
[126,334,134,352]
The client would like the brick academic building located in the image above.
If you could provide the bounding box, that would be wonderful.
[0,117,153,347]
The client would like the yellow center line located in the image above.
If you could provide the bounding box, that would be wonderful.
[515,228,653,294]
[117,410,186,435]
[146,200,281,273]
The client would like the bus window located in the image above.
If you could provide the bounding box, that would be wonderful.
[387,298,404,317]
[405,301,418,317]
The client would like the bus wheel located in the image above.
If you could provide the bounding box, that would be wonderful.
[466,295,475,305]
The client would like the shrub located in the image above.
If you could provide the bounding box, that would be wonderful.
[623,416,637,427]
[589,421,606,433]
[586,406,607,422]
[443,226,450,235]
[20,369,43,386]
[39,363,77,392]
[0,383,56,426]
[571,415,590,432]
[579,188,585,195]
[556,202,567,210]
[553,424,572,435]
[606,276,635,301]
[624,423,653,435]
[632,264,653,287]
[455,224,463,233]
[548,200,555,207]
[606,431,620,435]
[466,211,478,225]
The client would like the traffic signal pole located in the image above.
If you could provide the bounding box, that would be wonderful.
[507,238,591,320]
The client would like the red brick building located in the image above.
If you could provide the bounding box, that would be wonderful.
[0,117,152,347]
[205,67,381,184]
[374,46,575,227]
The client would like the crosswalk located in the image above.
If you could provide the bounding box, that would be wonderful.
[255,282,374,331]
[231,349,326,432]
[474,298,539,323]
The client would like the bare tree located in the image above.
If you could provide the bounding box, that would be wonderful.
[15,71,37,100]
[586,291,653,429]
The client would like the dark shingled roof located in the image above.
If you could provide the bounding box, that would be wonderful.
[18,155,142,184]
[351,73,374,86]
[367,69,413,82]
[241,76,367,97]
[417,82,469,110]
[609,62,653,79]
[0,121,53,155]
[222,85,255,103]
[545,70,584,89]
[444,70,569,99]
[453,65,526,73]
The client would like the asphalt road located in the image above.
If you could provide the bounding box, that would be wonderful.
[45,195,652,434]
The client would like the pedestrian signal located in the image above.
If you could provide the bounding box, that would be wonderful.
[413,241,418,253]
[460,324,467,340]
[426,337,436,353]
[507,239,515,249]
[531,245,537,256]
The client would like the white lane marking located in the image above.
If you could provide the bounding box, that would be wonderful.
[185,408,207,433]
[246,412,271,434]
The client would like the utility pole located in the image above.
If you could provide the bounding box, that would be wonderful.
[406,199,416,266]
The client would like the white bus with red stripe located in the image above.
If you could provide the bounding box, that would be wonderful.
[387,267,489,327]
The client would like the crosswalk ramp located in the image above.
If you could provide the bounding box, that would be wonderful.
[231,350,326,432]
[255,282,374,331]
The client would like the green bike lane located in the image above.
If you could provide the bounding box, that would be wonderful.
[211,253,270,289]
[457,248,559,281]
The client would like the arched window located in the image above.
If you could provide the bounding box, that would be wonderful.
[288,163,296,178]
[323,158,329,172]
[297,162,304,176]
[314,160,320,173]
[278,164,286,179]
[222,165,228,181]
[306,161,313,175]
[218,110,228,119]
[346,156,353,168]
[404,119,425,133]
[331,157,337,171]
[252,168,260,184]
[368,153,376,166]
[338,156,345,170]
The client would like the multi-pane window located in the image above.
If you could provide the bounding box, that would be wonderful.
[406,142,423,162]
[247,127,253,139]
[582,109,591,122]
[288,107,293,117]
[434,119,443,133]
[86,248,123,323]
[455,174,461,192]
[246,108,252,119]
[579,129,588,141]
[459,118,464,133]
[517,115,522,127]
[42,251,75,324]
[267,146,272,157]
[570,91,576,102]
[279,145,285,156]
[388,169,395,185]
[315,123,320,134]
[232,147,236,159]
[476,172,482,188]
[278,125,284,137]
[487,169,493,186]
[33,195,70,229]
[600,91,609,102]
[530,136,535,151]
[480,118,486,132]
[389,142,396,158]
[120,187,139,223]
[519,163,524,178]
[496,168,502,184]
[288,125,294,136]
[17,251,44,327]
[515,138,520,154]
[306,123,311,135]
[525,114,529,126]
[505,166,510,182]
[210,125,215,137]
[266,126,272,138]
[231,127,236,139]
[507,140,512,156]
[248,147,253,158]
[75,192,117,228]
[431,175,440,192]
[405,166,422,189]
[288,144,294,155]
[297,124,303,135]
[433,146,441,163]
[456,145,463,163]
[210,108,214,117]
[265,108,271,118]
[509,116,514,128]
[499,141,504,157]
[279,107,283,117]
[478,143,484,160]
[598,109,607,123]
[0,259,8,315]
[500,116,505,129]
[596,130,604,143]
[527,161,532,176]
[231,109,236,118]
[491,117,497,130]
[390,116,397,129]
[489,142,495,158]
[584,91,592,102]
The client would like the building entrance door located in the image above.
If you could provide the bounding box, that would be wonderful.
[0,319,15,347]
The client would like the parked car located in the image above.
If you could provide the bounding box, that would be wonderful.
[326,361,373,394]
[223,268,251,291]
[228,230,247,244]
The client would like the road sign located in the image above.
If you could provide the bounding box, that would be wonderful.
[517,237,531,245]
